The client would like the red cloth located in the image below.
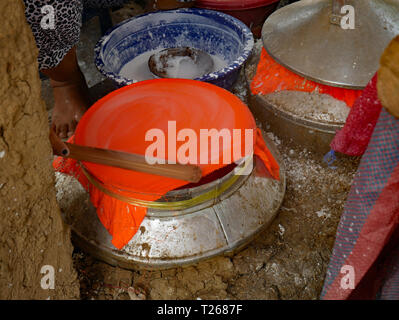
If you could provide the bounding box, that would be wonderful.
[331,74,383,156]
[322,106,399,299]
[323,155,399,299]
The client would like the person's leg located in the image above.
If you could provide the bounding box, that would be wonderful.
[23,0,88,138]
[41,46,90,139]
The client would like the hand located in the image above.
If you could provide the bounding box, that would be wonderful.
[377,36,399,119]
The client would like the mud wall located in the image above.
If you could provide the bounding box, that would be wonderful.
[0,0,79,299]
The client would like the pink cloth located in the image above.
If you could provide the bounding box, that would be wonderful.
[331,75,383,156]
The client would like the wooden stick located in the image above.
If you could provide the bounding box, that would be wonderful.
[49,127,69,156]
[49,132,202,183]
[49,128,202,183]
[63,143,202,183]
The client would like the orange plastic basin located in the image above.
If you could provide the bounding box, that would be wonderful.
[75,79,257,195]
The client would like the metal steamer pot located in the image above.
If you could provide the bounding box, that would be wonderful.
[57,131,286,270]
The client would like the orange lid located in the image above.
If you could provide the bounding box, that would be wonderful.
[75,79,256,195]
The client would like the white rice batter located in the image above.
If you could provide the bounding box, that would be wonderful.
[119,49,228,81]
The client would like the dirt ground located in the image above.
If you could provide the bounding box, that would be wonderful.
[40,2,360,300]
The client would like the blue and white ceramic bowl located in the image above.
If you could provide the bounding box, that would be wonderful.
[94,8,254,90]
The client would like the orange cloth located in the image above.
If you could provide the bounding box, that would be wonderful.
[250,48,363,107]
[255,128,279,180]
[53,146,149,249]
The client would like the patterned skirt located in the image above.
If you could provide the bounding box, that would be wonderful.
[23,0,129,69]
[322,108,399,300]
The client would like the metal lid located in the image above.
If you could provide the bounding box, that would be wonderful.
[262,0,399,89]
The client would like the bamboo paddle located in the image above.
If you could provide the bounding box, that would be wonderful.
[49,129,202,183]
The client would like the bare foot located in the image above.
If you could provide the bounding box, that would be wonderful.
[50,72,90,139]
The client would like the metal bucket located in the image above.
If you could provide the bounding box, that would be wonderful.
[195,0,280,37]
[56,131,286,270]
[150,0,196,10]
